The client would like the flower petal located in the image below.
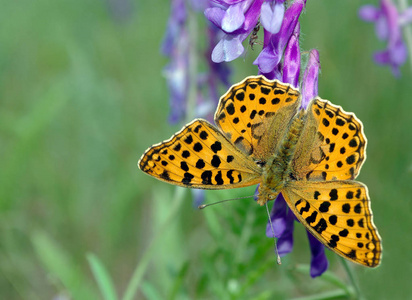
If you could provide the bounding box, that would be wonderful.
[192,189,205,207]
[266,193,288,238]
[399,7,412,25]
[301,49,320,109]
[282,23,300,88]
[222,3,245,32]
[375,15,389,40]
[306,231,329,278]
[261,1,285,34]
[253,46,281,73]
[277,209,295,256]
[243,0,265,31]
[205,7,225,28]
[359,5,381,21]
[212,34,245,62]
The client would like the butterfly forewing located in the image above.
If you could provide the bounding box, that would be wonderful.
[214,76,300,162]
[139,119,262,189]
[282,181,382,267]
[292,99,367,181]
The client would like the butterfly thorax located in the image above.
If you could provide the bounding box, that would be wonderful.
[257,109,306,206]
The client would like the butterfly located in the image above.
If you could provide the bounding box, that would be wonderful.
[138,75,382,267]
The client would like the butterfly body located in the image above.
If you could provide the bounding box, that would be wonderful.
[139,76,382,267]
[257,109,305,205]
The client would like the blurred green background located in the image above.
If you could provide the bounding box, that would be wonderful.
[1,0,411,299]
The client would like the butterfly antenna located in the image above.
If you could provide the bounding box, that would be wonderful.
[265,201,282,265]
[198,195,255,209]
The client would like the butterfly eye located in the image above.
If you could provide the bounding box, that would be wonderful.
[256,160,266,167]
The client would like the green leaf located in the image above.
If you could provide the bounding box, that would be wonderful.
[168,261,190,300]
[31,231,98,299]
[87,253,118,300]
[141,281,164,300]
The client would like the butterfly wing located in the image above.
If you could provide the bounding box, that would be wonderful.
[139,119,262,189]
[291,99,366,181]
[214,76,300,162]
[282,180,382,267]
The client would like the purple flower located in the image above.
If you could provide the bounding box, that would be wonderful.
[301,49,320,110]
[205,0,265,62]
[161,0,187,57]
[161,0,190,124]
[266,193,329,278]
[359,0,412,76]
[253,0,305,79]
[282,22,300,88]
[260,0,285,34]
[199,24,232,121]
[306,231,329,278]
[262,46,326,277]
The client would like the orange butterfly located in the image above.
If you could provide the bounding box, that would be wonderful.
[139,76,382,267]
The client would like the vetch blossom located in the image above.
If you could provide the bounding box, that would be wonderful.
[282,22,301,88]
[301,49,320,110]
[206,0,288,62]
[161,1,233,205]
[161,0,190,124]
[200,24,232,121]
[359,0,412,76]
[263,48,327,278]
[265,193,328,278]
[254,0,306,79]
[205,0,264,62]
[260,0,285,34]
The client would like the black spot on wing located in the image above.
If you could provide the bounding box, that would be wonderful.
[329,189,338,200]
[196,159,205,169]
[215,171,224,185]
[211,141,222,153]
[160,170,170,180]
[299,201,310,214]
[182,172,194,185]
[339,229,349,237]
[227,170,235,183]
[201,171,212,184]
[193,142,203,152]
[313,218,327,234]
[180,161,189,172]
[319,201,330,213]
[226,103,235,115]
[211,155,221,167]
[329,215,337,225]
[261,86,271,95]
[305,211,318,224]
[236,92,245,101]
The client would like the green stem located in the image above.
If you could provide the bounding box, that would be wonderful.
[340,257,362,300]
[122,187,185,300]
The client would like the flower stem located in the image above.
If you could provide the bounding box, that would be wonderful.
[398,0,412,73]
[340,257,363,300]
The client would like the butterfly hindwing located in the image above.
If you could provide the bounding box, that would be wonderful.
[139,119,262,189]
[282,180,382,267]
[292,99,367,181]
[214,76,300,162]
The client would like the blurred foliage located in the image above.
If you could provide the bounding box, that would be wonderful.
[0,0,411,299]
